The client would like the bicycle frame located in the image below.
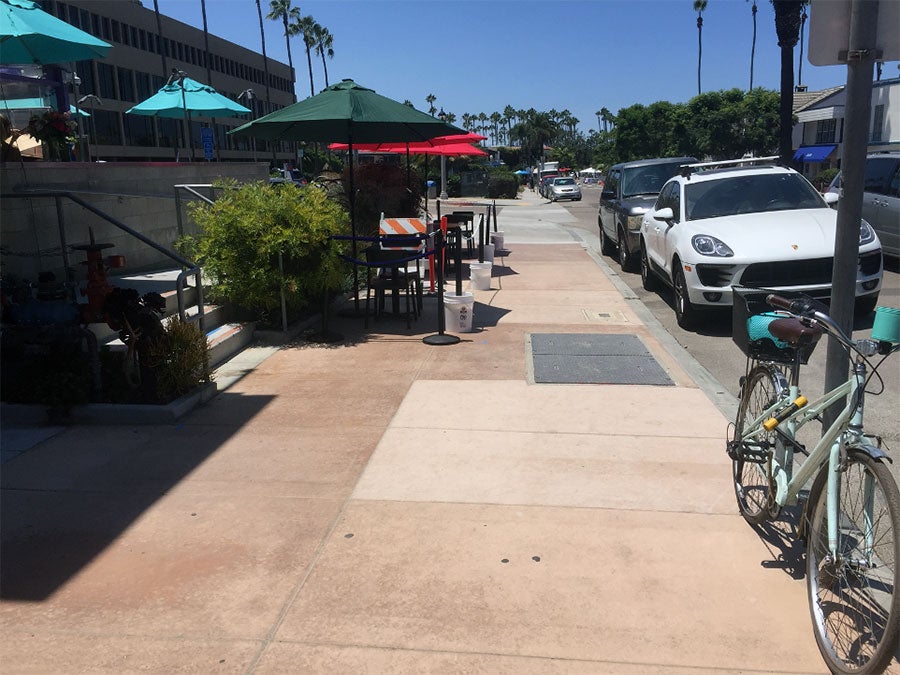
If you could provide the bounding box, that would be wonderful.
[739,356,868,551]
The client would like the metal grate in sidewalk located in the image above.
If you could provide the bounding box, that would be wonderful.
[530,333,674,385]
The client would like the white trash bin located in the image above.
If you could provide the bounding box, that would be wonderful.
[490,231,505,252]
[443,292,475,333]
[469,262,492,291]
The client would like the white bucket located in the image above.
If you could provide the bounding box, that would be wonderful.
[482,243,495,263]
[443,292,475,333]
[490,231,505,251]
[469,262,492,291]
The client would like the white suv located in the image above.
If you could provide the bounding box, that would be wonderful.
[639,158,883,329]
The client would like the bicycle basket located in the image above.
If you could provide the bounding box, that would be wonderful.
[732,286,819,364]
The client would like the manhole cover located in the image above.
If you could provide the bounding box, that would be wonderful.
[530,333,673,385]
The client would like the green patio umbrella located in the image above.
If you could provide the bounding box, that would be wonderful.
[0,0,111,64]
[229,79,463,313]
[127,71,250,160]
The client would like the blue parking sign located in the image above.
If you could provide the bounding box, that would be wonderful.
[201,127,214,161]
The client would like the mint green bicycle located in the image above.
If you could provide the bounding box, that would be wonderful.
[728,287,900,674]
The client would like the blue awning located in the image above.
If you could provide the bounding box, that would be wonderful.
[793,144,837,162]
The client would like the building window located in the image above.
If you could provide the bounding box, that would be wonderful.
[157,118,179,148]
[55,2,68,21]
[124,115,154,147]
[96,62,116,99]
[117,67,134,102]
[101,17,111,40]
[872,104,884,142]
[815,119,836,144]
[90,13,100,37]
[130,26,138,47]
[112,20,121,43]
[139,29,147,51]
[135,71,152,100]
[93,109,121,146]
[79,62,95,98]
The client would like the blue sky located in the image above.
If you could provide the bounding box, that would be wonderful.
[150,0,897,134]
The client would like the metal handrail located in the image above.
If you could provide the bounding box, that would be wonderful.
[1,190,205,334]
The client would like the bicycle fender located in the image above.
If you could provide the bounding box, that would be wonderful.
[849,443,892,464]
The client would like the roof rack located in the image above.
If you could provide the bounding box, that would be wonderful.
[678,155,780,179]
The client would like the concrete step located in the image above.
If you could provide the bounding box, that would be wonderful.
[207,321,255,367]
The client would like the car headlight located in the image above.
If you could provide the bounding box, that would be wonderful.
[859,219,876,245]
[626,215,644,231]
[692,235,734,257]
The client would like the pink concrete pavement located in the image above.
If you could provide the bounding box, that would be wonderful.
[0,196,852,672]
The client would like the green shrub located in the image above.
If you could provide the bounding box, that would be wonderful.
[181,181,350,324]
[812,167,839,192]
[487,170,519,198]
[145,319,211,403]
[447,174,461,197]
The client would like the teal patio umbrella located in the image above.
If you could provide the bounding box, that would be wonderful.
[229,79,463,312]
[127,71,250,160]
[0,0,111,64]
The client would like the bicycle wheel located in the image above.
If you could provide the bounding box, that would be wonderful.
[733,364,785,524]
[806,450,900,674]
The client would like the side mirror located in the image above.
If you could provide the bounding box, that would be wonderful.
[601,189,615,200]
[651,207,674,221]
[823,191,839,205]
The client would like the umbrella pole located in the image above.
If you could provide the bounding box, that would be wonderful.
[349,140,359,313]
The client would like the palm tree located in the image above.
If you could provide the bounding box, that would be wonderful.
[772,0,804,163]
[254,0,272,107]
[477,112,488,140]
[426,94,437,116]
[797,4,808,87]
[290,15,319,97]
[694,0,708,96]
[266,0,296,100]
[595,109,602,133]
[748,0,758,90]
[490,111,501,145]
[600,107,613,131]
[313,24,334,88]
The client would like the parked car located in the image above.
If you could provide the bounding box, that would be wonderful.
[639,158,883,329]
[548,177,582,202]
[826,152,899,258]
[599,157,697,272]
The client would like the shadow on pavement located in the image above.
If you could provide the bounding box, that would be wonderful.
[0,392,274,601]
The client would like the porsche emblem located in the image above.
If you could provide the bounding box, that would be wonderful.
[791,244,799,250]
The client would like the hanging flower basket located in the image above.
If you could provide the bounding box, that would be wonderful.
[25,110,77,162]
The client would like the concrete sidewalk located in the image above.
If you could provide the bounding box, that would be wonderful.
[1,189,836,672]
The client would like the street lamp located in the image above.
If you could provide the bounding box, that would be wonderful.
[77,94,102,162]
[438,108,448,199]
[238,88,257,162]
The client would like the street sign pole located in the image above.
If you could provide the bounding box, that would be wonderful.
[818,0,879,428]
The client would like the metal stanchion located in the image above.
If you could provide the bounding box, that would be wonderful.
[423,229,459,346]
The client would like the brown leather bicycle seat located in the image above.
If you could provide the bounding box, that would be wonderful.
[768,318,823,346]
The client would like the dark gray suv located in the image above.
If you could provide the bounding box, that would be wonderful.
[599,156,697,271]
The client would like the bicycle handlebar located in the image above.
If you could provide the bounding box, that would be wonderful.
[766,293,854,350]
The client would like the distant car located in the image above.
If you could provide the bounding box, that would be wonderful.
[548,177,582,202]
[826,152,899,258]
[599,157,697,272]
[640,158,883,329]
[539,175,556,199]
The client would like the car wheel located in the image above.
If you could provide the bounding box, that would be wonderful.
[599,224,615,256]
[617,228,636,272]
[673,264,699,330]
[640,241,658,292]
